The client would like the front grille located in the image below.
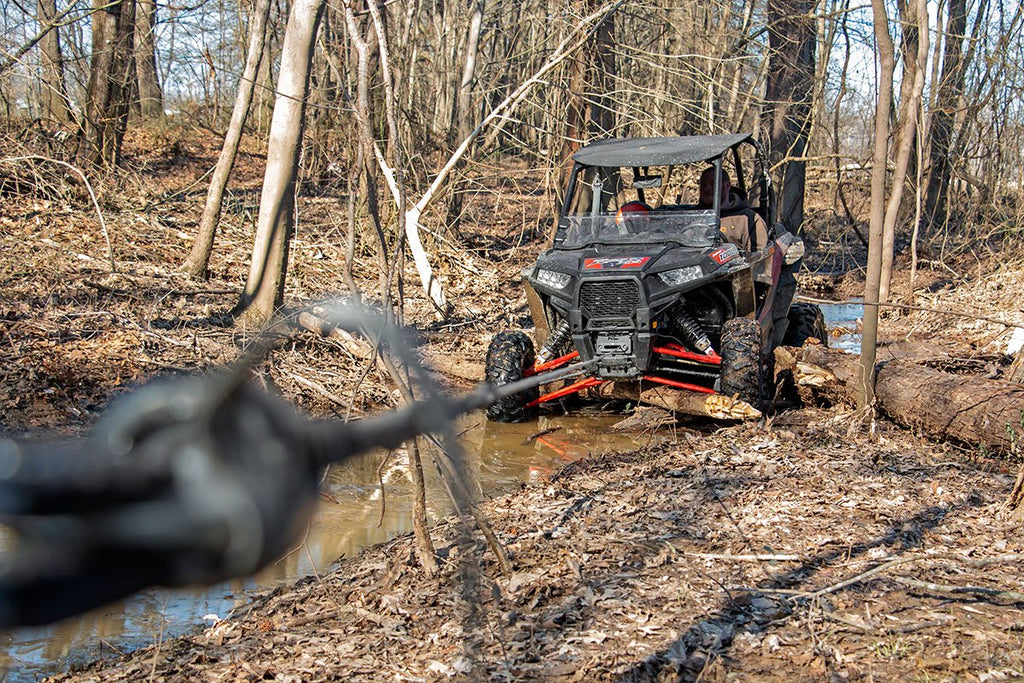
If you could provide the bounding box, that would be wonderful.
[579,280,640,318]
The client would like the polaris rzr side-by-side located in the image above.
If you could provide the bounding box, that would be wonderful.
[484,133,828,422]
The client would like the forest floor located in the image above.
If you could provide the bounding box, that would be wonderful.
[2,124,1024,682]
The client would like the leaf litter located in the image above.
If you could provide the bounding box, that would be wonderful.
[1,130,1022,682]
[43,410,1024,682]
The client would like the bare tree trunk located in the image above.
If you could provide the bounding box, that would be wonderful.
[588,4,616,138]
[183,0,273,279]
[365,0,409,302]
[922,0,968,237]
[235,0,324,326]
[341,3,390,299]
[407,438,438,576]
[830,0,866,245]
[37,0,74,126]
[339,0,439,575]
[444,0,485,234]
[556,44,586,205]
[134,0,164,120]
[556,0,617,212]
[254,27,277,134]
[763,0,816,233]
[879,0,928,304]
[78,0,137,166]
[455,1,483,144]
[859,0,895,410]
[895,0,920,188]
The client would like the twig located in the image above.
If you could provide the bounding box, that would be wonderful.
[802,554,970,598]
[417,225,484,274]
[822,611,874,633]
[1,155,116,273]
[885,618,956,634]
[960,553,1024,569]
[376,449,393,529]
[892,576,1024,602]
[735,553,1024,598]
[0,2,108,76]
[137,327,195,348]
[822,611,952,634]
[317,489,340,504]
[142,163,218,209]
[277,367,351,408]
[280,607,345,630]
[683,551,802,562]
[83,280,130,296]
[165,287,239,296]
[523,426,562,445]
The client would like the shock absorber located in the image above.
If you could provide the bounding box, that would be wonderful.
[536,319,571,364]
[672,310,715,356]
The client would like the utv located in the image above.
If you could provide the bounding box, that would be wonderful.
[485,134,826,422]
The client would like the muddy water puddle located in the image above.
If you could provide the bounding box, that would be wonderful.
[820,299,863,352]
[0,412,654,682]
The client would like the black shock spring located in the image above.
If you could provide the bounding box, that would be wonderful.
[672,310,714,355]
[536,320,571,363]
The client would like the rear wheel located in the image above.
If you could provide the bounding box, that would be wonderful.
[485,331,538,422]
[783,303,829,347]
[719,317,772,411]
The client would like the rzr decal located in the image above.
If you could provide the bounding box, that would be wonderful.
[583,256,651,270]
[708,245,739,265]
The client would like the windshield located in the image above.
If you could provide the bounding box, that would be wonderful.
[556,211,721,249]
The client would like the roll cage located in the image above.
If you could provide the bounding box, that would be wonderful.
[553,134,775,248]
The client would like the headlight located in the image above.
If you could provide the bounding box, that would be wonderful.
[535,268,572,290]
[657,265,703,287]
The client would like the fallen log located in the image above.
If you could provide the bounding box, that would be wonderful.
[779,345,1024,454]
[297,311,376,358]
[419,351,485,385]
[875,360,1024,454]
[594,381,761,420]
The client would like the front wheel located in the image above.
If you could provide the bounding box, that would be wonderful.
[484,331,538,422]
[719,317,772,411]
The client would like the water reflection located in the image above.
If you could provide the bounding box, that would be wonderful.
[1,411,653,682]
[820,299,863,352]
[0,584,251,682]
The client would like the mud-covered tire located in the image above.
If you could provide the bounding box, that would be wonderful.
[485,331,538,422]
[719,317,772,411]
[783,302,829,347]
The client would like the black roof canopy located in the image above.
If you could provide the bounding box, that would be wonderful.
[572,133,754,167]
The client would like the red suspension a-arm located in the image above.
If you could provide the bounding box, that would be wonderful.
[526,376,604,407]
[525,351,580,376]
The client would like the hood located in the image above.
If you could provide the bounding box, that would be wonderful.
[534,243,717,275]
